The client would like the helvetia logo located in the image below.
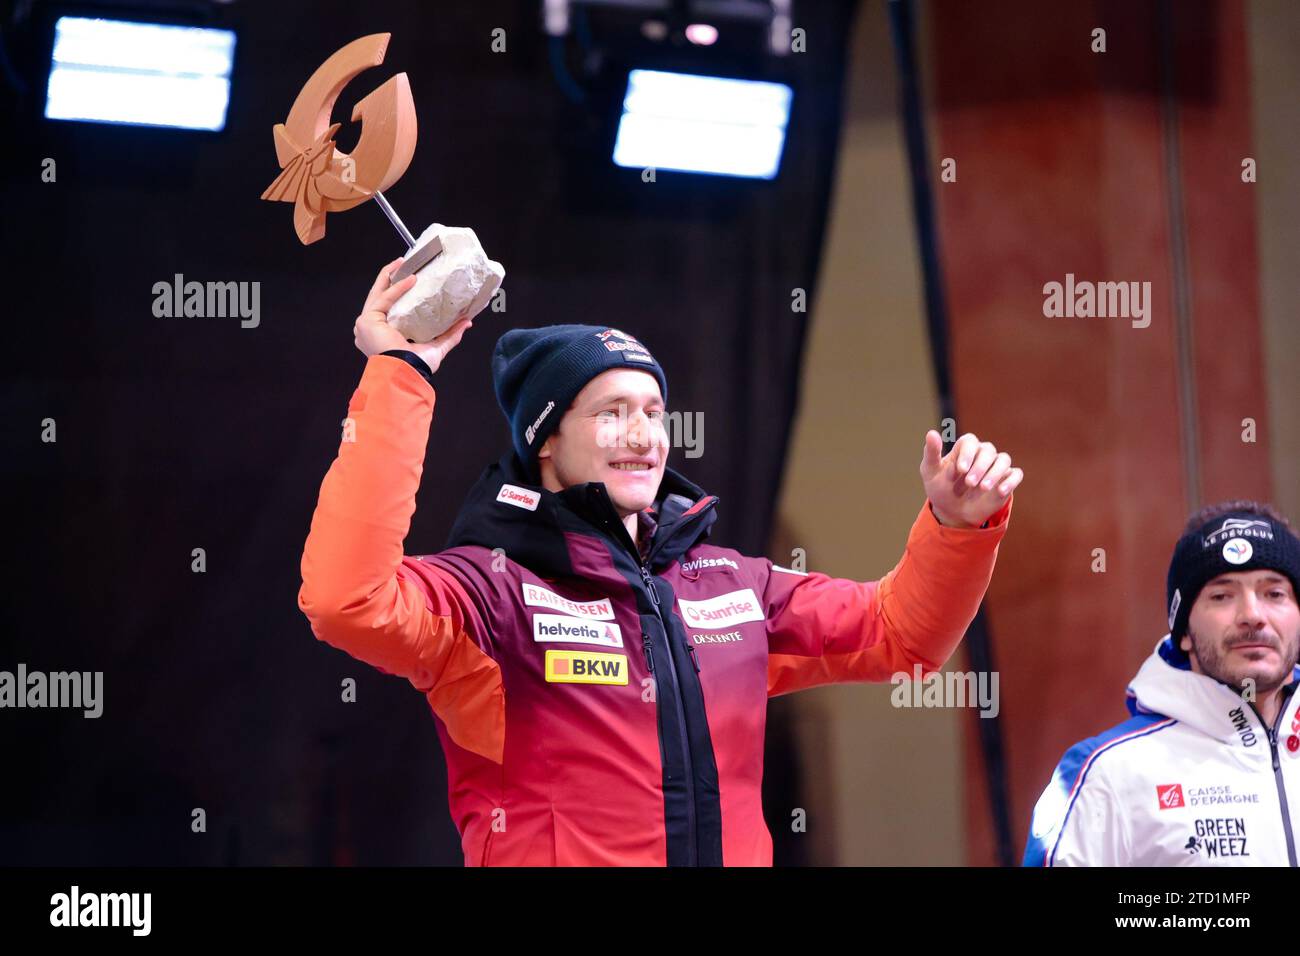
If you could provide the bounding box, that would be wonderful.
[532,613,623,648]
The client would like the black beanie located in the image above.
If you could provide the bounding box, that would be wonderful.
[1166,511,1300,644]
[491,325,668,480]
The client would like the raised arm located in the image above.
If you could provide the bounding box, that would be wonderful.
[297,260,503,761]
[764,430,1021,696]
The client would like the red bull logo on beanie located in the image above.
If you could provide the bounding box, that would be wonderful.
[595,328,654,361]
[603,339,652,355]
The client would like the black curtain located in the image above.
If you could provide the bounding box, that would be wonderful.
[0,0,855,864]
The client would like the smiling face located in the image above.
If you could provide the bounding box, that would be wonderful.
[1182,569,1300,695]
[536,368,669,517]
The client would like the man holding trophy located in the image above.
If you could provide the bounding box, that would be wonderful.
[297,256,1023,865]
[282,33,1024,867]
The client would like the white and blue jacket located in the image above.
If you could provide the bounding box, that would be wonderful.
[1024,636,1300,866]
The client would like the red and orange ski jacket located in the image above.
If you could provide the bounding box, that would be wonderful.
[298,354,1012,866]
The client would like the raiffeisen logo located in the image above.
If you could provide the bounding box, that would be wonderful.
[522,583,615,620]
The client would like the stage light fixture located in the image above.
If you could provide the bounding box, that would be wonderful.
[612,68,792,179]
[44,15,236,131]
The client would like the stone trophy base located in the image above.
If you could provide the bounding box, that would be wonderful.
[386,223,505,343]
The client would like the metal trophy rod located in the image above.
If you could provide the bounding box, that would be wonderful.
[372,190,417,249]
[373,189,444,282]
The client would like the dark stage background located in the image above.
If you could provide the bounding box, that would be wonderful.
[0,0,855,863]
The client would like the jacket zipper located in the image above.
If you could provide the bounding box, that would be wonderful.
[639,561,698,865]
[1249,698,1297,866]
[663,563,700,674]
[595,489,714,865]
[642,504,704,676]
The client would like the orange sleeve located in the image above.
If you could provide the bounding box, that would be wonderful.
[765,497,1012,697]
[297,354,504,762]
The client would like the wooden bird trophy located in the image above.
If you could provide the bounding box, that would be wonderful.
[261,33,442,281]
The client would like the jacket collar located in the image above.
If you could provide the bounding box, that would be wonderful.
[444,451,719,577]
[1126,635,1300,745]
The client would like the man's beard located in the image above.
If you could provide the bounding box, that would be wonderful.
[1186,625,1300,695]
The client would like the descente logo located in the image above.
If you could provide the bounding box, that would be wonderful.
[524,401,556,445]
[693,630,743,644]
[496,483,540,511]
